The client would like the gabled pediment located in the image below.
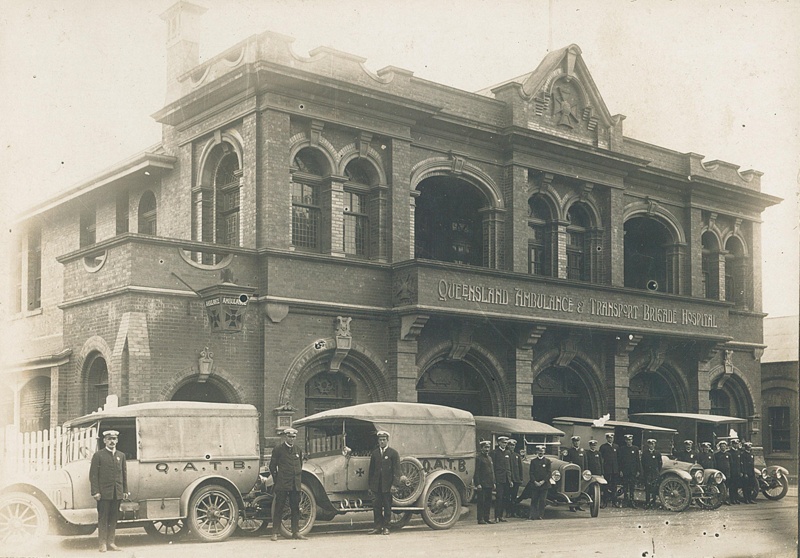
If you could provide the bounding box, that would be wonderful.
[490,44,624,149]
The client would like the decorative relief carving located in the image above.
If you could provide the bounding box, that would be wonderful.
[394,273,417,306]
[449,322,476,361]
[645,339,669,373]
[330,316,352,372]
[553,85,580,129]
[198,347,214,383]
[555,332,580,368]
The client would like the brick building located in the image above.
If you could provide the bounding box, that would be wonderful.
[5,2,781,451]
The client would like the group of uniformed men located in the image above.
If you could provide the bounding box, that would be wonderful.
[474,432,759,522]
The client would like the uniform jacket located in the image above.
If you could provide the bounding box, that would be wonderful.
[740,450,755,478]
[674,449,696,463]
[492,447,514,484]
[713,450,732,477]
[368,446,401,493]
[641,449,662,481]
[511,451,523,483]
[564,446,586,469]
[474,453,495,488]
[90,448,127,500]
[269,442,304,491]
[599,442,620,475]
[528,456,552,485]
[585,450,603,475]
[618,445,641,474]
[697,451,714,469]
[728,448,741,477]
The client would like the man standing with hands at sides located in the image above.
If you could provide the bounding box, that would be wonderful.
[740,442,757,504]
[270,427,307,541]
[564,436,586,511]
[586,440,603,476]
[527,445,551,520]
[492,436,513,522]
[506,439,523,517]
[90,430,128,553]
[618,434,641,508]
[474,440,496,524]
[599,432,620,508]
[697,442,714,469]
[641,439,662,509]
[368,430,400,535]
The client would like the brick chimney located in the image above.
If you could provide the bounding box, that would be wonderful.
[160,1,207,104]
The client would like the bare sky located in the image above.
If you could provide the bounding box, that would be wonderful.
[1,0,797,316]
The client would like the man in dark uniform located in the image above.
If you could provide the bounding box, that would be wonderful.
[728,438,742,504]
[713,440,732,505]
[740,442,757,504]
[368,430,400,535]
[474,440,496,524]
[641,439,662,509]
[527,445,551,520]
[90,429,128,553]
[269,427,308,541]
[507,439,523,517]
[618,434,641,508]
[586,440,603,475]
[697,441,714,469]
[492,436,513,522]
[674,440,696,463]
[599,432,620,508]
[563,435,587,511]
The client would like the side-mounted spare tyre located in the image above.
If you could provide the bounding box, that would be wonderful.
[392,456,426,506]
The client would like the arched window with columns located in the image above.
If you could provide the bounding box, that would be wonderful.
[724,236,748,308]
[528,195,554,276]
[291,148,329,252]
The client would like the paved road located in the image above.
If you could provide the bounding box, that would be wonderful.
[4,493,797,558]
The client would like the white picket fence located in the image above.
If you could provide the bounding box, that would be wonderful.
[1,424,97,475]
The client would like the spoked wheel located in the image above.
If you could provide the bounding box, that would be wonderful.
[275,484,317,538]
[144,519,188,540]
[658,477,691,512]
[389,511,413,530]
[695,485,723,510]
[0,492,49,548]
[393,457,425,506]
[421,480,460,530]
[763,476,789,500]
[589,483,600,518]
[188,485,239,542]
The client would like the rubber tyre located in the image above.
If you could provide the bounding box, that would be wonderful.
[188,485,239,542]
[695,485,723,510]
[143,519,188,540]
[274,484,316,538]
[658,476,691,512]
[762,476,789,500]
[389,511,413,530]
[421,479,461,530]
[590,483,600,518]
[0,492,49,548]
[392,457,426,506]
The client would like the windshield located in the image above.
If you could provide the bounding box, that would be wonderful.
[305,418,378,457]
[67,422,99,463]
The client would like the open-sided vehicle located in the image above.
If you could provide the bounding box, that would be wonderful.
[0,402,261,547]
[553,417,725,512]
[271,402,475,535]
[630,412,788,502]
[474,416,604,518]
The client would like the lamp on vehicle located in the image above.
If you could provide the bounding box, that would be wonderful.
[582,470,592,482]
[198,272,255,334]
[693,470,704,484]
[551,470,561,482]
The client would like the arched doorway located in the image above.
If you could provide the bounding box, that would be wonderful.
[415,176,487,266]
[628,371,678,414]
[532,367,594,424]
[710,376,750,419]
[172,381,230,403]
[85,354,109,414]
[417,361,491,416]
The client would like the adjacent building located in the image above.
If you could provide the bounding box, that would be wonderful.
[5,2,781,452]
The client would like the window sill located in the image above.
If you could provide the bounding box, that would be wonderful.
[11,307,43,321]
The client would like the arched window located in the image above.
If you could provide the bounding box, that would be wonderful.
[305,372,355,415]
[528,195,552,276]
[701,232,720,299]
[724,237,747,307]
[20,376,50,432]
[215,154,240,246]
[566,204,591,281]
[628,372,678,414]
[532,367,593,424]
[137,190,157,236]
[417,361,491,416]
[291,148,328,251]
[624,216,675,293]
[86,354,109,414]
[415,176,485,266]
[343,159,376,257]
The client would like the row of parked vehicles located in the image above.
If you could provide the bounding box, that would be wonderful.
[0,402,790,547]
